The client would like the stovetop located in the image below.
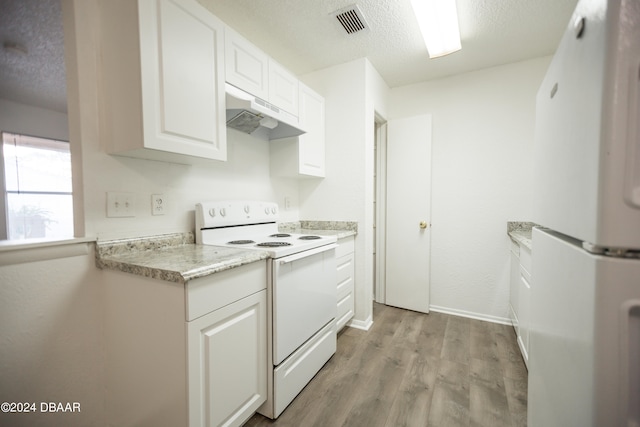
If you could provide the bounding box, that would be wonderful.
[205,231,337,258]
[195,201,337,258]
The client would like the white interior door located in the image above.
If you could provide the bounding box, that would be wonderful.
[384,114,432,313]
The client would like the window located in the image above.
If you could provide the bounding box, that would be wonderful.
[1,132,74,240]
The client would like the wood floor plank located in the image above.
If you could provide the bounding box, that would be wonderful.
[470,358,506,391]
[391,309,425,351]
[492,323,528,382]
[469,381,513,427]
[415,310,448,358]
[341,345,412,427]
[469,359,512,427]
[504,377,528,427]
[428,359,471,427]
[384,352,440,427]
[470,320,500,362]
[440,315,471,365]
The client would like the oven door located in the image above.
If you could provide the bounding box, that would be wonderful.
[272,244,337,365]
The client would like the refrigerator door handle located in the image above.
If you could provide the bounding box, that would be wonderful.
[621,300,640,425]
[623,60,640,208]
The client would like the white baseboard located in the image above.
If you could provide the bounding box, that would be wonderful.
[429,305,511,326]
[346,315,373,331]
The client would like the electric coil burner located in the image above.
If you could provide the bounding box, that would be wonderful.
[228,239,255,245]
[257,242,292,247]
[194,200,337,419]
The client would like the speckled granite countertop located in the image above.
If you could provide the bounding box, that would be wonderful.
[279,221,358,240]
[95,232,268,284]
[507,222,538,250]
[95,221,357,284]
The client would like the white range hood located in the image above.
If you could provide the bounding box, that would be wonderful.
[225,83,306,139]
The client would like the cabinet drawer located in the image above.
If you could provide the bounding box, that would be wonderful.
[517,272,531,367]
[520,245,532,275]
[336,292,354,331]
[273,320,336,417]
[336,254,354,299]
[336,237,355,258]
[510,239,520,256]
[186,261,267,321]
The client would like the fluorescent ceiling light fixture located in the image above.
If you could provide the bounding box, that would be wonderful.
[410,0,461,58]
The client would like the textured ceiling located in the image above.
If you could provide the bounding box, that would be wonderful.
[199,0,579,87]
[0,0,66,113]
[0,0,579,114]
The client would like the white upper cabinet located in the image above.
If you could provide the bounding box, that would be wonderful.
[224,27,269,100]
[297,83,325,176]
[268,59,299,116]
[270,83,325,178]
[100,0,227,163]
[224,29,299,117]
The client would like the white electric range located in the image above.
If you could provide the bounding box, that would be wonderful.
[195,200,337,419]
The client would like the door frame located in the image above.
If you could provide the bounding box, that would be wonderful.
[374,119,387,304]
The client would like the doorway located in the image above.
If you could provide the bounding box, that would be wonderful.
[374,114,433,313]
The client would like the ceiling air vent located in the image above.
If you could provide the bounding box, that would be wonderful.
[333,5,369,34]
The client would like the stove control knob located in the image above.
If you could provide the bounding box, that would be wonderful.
[208,208,216,217]
[264,207,270,214]
[244,205,250,214]
[220,208,227,217]
[271,207,277,214]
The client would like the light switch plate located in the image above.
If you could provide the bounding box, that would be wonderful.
[106,192,135,218]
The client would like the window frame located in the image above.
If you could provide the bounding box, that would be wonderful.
[1,131,75,241]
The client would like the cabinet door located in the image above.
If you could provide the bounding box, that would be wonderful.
[268,59,299,116]
[518,267,531,366]
[139,0,227,161]
[224,28,269,100]
[188,290,267,427]
[298,84,325,177]
[509,245,520,328]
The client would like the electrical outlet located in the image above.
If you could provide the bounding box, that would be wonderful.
[106,192,135,218]
[284,197,291,210]
[151,194,165,216]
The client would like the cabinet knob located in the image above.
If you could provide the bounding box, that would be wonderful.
[419,221,428,229]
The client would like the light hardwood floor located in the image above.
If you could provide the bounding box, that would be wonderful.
[244,303,528,427]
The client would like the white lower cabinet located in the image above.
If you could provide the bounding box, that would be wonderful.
[509,241,520,334]
[103,261,267,427]
[517,245,532,367]
[335,236,355,331]
[509,240,531,368]
[188,290,267,427]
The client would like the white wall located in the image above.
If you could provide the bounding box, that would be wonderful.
[300,58,389,328]
[0,244,105,426]
[0,99,69,142]
[82,131,299,240]
[390,56,551,322]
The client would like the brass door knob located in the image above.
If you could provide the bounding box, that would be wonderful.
[419,221,428,229]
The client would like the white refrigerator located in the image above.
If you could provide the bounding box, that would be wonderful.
[529,0,640,426]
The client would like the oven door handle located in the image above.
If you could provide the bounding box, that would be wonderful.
[278,243,338,265]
